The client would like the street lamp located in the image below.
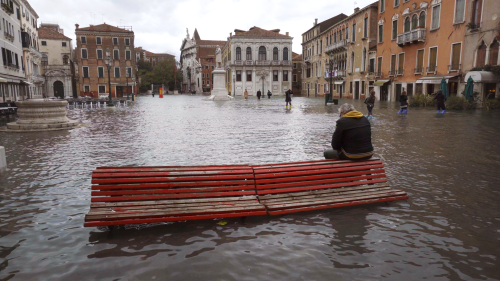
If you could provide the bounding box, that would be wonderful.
[105,48,114,107]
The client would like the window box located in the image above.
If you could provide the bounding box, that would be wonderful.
[2,3,13,15]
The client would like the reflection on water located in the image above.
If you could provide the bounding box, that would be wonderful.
[0,96,499,280]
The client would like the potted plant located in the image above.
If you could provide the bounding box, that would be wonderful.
[466,22,478,30]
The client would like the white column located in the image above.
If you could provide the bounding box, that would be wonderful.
[243,66,246,92]
[269,68,273,94]
[485,47,491,65]
[278,67,283,95]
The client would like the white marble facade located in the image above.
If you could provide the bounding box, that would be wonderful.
[180,30,203,93]
[226,35,293,96]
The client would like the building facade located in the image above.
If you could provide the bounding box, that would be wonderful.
[75,23,136,98]
[180,29,225,93]
[19,0,42,99]
[375,0,467,102]
[292,53,302,95]
[0,0,26,102]
[301,14,348,97]
[135,46,175,67]
[38,23,74,98]
[462,0,500,102]
[322,3,379,100]
[221,27,293,96]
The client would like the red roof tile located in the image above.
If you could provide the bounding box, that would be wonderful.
[38,27,72,40]
[76,23,133,33]
[233,27,291,38]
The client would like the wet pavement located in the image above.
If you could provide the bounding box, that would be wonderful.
[0,95,499,280]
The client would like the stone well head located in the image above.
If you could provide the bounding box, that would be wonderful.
[16,99,70,124]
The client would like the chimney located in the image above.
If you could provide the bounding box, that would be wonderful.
[354,7,360,13]
[286,32,289,36]
[230,32,232,37]
[315,18,318,25]
[75,23,79,29]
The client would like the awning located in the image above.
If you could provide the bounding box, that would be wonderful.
[464,71,499,83]
[334,81,344,85]
[374,79,390,86]
[416,75,459,84]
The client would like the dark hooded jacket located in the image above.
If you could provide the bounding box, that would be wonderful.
[331,110,374,159]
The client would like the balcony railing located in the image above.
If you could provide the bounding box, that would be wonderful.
[397,69,404,76]
[234,60,243,66]
[4,32,14,42]
[427,65,437,74]
[449,64,461,72]
[282,60,292,66]
[31,75,45,83]
[255,60,271,66]
[304,56,311,63]
[325,40,348,53]
[414,67,423,74]
[366,72,375,79]
[396,28,426,46]
[244,60,254,66]
[272,60,280,66]
[388,70,396,77]
[375,71,383,78]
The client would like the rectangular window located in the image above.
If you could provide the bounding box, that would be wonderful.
[83,66,89,78]
[236,70,241,81]
[81,48,88,59]
[113,38,118,45]
[126,50,131,60]
[96,37,102,45]
[362,81,365,94]
[378,25,383,43]
[247,71,252,81]
[99,85,106,94]
[62,42,66,47]
[127,67,132,78]
[346,27,349,40]
[431,4,441,30]
[369,58,375,72]
[273,70,278,81]
[125,38,130,46]
[41,41,47,46]
[454,0,465,23]
[114,67,120,78]
[84,85,90,93]
[429,47,438,72]
[16,8,20,20]
[293,63,297,69]
[416,49,424,73]
[97,49,103,59]
[350,81,353,93]
[283,70,288,81]
[81,36,86,44]
[98,67,104,78]
[394,0,399,7]
[380,0,385,13]
[293,74,297,82]
[113,49,119,60]
[352,24,356,41]
[392,20,398,40]
[364,18,368,38]
[390,54,397,75]
[471,0,483,26]
[451,43,461,70]
[398,53,405,74]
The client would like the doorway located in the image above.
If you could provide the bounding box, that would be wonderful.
[53,81,64,99]
[484,83,497,99]
[116,86,124,98]
[396,84,402,102]
[314,83,317,97]
[355,81,360,99]
[407,84,413,96]
[380,84,388,101]
[427,84,435,95]
[449,82,458,96]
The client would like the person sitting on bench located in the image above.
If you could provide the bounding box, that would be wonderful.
[324,103,374,160]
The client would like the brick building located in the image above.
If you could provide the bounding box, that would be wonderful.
[75,23,136,98]
[180,28,225,93]
[292,53,302,95]
[135,46,175,67]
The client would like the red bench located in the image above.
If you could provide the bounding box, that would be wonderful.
[84,160,409,227]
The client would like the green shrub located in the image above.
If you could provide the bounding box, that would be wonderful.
[484,97,500,110]
[446,96,476,110]
[409,93,436,107]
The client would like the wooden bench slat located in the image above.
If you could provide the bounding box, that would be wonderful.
[256,170,386,189]
[256,178,388,195]
[91,185,256,196]
[92,180,253,190]
[84,211,268,227]
[254,164,385,180]
[95,165,251,170]
[253,161,383,174]
[91,200,263,212]
[90,195,259,208]
[92,174,254,185]
[91,190,258,203]
[92,169,254,178]
[267,195,409,216]
[252,159,380,170]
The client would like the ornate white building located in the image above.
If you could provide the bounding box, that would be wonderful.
[20,0,43,99]
[222,27,293,96]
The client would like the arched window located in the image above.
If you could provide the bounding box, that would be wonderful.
[476,42,487,67]
[404,17,411,32]
[246,47,252,60]
[258,46,266,61]
[489,40,499,66]
[283,47,289,61]
[419,12,426,27]
[273,47,279,61]
[412,14,418,30]
[63,55,69,65]
[236,47,241,60]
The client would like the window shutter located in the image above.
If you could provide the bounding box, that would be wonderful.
[398,53,404,70]
[489,41,499,65]
[377,57,382,72]
[477,44,486,67]
[417,50,424,69]
[432,5,440,29]
[455,0,465,23]
[430,48,437,69]
[391,55,396,71]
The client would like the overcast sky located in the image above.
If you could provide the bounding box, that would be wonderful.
[29,0,376,60]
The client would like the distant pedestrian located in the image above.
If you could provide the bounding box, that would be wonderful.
[257,90,262,100]
[244,89,249,99]
[285,89,292,108]
[398,88,408,114]
[267,90,272,99]
[434,89,446,113]
[152,92,155,97]
[364,90,376,118]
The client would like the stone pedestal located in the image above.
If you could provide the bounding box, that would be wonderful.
[207,69,231,101]
[2,99,81,132]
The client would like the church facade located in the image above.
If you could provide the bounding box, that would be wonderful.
[221,27,293,96]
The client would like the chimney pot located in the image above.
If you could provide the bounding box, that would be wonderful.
[230,32,232,37]
[354,7,360,12]
[75,23,79,29]
[286,32,289,36]
[315,18,318,25]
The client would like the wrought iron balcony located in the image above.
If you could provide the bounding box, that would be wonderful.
[337,70,346,77]
[414,67,423,74]
[325,40,348,53]
[396,28,426,46]
[388,70,396,77]
[427,65,437,74]
[366,72,375,79]
[397,69,404,76]
[375,71,383,78]
[448,63,461,72]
